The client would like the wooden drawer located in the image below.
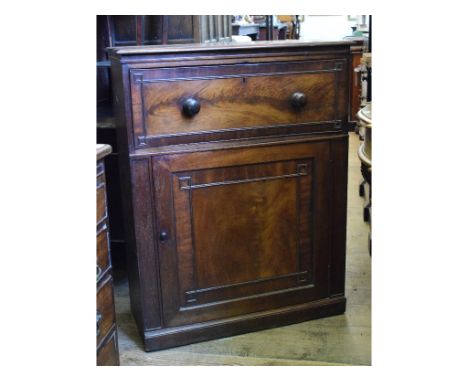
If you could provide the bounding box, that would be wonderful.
[96,275,116,346]
[96,182,107,224]
[96,225,111,282]
[97,330,119,366]
[129,60,348,147]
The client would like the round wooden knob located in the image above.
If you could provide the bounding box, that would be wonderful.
[290,92,307,109]
[182,98,201,117]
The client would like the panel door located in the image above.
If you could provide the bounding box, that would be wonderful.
[153,141,332,327]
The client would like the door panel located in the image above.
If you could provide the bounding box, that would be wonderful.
[153,141,331,326]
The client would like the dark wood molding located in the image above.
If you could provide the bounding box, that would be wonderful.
[108,40,357,57]
[143,297,346,351]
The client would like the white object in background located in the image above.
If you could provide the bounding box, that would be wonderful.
[300,15,355,40]
[231,35,253,43]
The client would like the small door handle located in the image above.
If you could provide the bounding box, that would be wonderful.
[159,230,169,242]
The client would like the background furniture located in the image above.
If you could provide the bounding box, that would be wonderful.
[232,15,299,41]
[349,40,365,129]
[357,102,372,255]
[109,40,354,351]
[277,15,301,39]
[231,23,260,40]
[96,144,119,366]
[258,23,287,40]
[356,18,371,255]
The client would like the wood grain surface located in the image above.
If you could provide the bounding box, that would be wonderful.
[140,72,335,135]
[113,133,371,365]
[152,140,333,330]
[110,41,353,352]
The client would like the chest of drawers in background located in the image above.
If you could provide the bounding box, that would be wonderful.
[96,144,120,365]
[109,41,354,351]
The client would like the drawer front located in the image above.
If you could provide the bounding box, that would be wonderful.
[153,140,332,327]
[96,275,116,346]
[96,179,107,224]
[97,330,119,366]
[96,225,111,282]
[130,60,348,147]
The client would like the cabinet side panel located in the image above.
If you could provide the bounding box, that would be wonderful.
[130,158,162,329]
[336,56,351,129]
[110,62,134,154]
[329,135,349,296]
[110,61,143,333]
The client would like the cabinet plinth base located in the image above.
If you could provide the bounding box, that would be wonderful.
[142,296,346,351]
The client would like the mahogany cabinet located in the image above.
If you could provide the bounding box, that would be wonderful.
[109,41,353,351]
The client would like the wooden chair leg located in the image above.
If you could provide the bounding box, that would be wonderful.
[359,180,366,197]
[363,202,371,222]
[368,232,372,256]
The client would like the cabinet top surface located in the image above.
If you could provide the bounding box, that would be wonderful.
[97,144,112,161]
[108,39,356,56]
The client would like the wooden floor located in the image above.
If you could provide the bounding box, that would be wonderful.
[113,132,371,366]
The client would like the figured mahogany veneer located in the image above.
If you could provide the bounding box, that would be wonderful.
[109,41,353,351]
[129,59,348,146]
[153,140,332,328]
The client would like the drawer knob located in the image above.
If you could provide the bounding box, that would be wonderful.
[290,92,307,109]
[182,98,201,117]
